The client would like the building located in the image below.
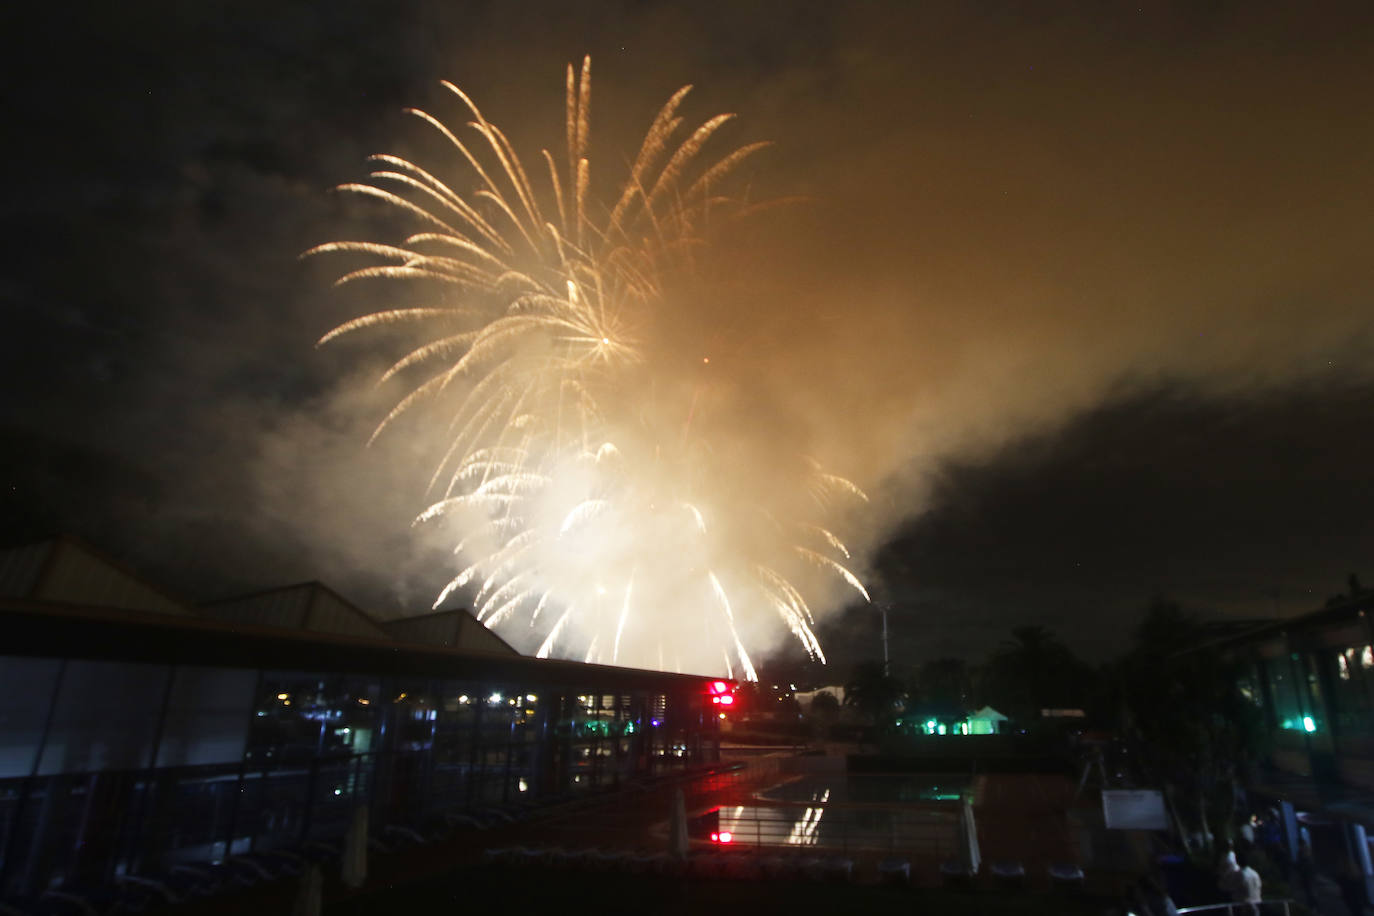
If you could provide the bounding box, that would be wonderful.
[0,537,729,900]
[1209,590,1374,790]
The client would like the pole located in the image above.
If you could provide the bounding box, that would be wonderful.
[881,605,890,676]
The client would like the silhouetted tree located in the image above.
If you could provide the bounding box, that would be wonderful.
[844,661,906,730]
[981,625,1096,725]
[1113,597,1267,855]
[809,691,840,717]
[916,657,975,710]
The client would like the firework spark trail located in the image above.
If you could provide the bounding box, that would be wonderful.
[309,56,868,678]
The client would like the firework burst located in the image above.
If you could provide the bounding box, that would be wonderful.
[308,57,867,678]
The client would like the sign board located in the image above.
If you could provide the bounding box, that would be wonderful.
[1102,789,1169,830]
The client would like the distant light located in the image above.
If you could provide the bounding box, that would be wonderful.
[277,693,289,701]
[651,718,662,727]
[518,778,528,793]
[1303,716,1316,733]
[526,694,537,702]
[489,693,502,704]
[458,695,469,704]
[333,787,342,796]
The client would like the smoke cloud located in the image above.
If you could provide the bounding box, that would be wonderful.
[6,1,1372,665]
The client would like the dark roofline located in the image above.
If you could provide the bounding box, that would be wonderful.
[0,596,729,692]
[202,580,377,619]
[18,534,196,612]
[1184,592,1374,656]
[382,606,474,625]
[381,606,520,655]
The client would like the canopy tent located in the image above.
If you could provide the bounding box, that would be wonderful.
[965,706,1008,735]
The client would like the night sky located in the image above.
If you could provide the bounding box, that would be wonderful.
[3,1,1373,670]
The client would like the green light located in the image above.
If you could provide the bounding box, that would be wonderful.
[1303,716,1316,733]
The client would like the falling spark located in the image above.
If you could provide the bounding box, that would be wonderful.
[310,56,867,678]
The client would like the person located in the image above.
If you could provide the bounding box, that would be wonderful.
[1218,848,1244,902]
[1235,850,1263,916]
[1218,849,1261,916]
[1239,815,1257,852]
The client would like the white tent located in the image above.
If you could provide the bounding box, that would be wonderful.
[966,706,1008,735]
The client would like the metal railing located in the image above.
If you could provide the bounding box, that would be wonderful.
[1176,900,1294,915]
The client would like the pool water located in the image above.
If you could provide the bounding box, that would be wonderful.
[756,772,972,804]
[688,773,973,853]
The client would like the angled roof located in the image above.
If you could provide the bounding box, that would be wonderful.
[200,581,390,641]
[382,607,518,655]
[0,536,193,616]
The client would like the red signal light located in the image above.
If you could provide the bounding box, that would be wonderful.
[711,696,720,704]
[718,830,733,843]
[710,680,728,694]
[718,695,735,706]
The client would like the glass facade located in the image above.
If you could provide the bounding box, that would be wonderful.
[0,656,718,899]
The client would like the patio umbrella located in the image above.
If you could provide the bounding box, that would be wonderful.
[958,798,981,876]
[669,788,690,860]
[342,804,368,889]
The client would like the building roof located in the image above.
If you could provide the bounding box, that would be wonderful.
[1189,592,1374,657]
[0,535,730,691]
[0,597,723,691]
[382,607,519,655]
[0,536,193,616]
[200,581,390,641]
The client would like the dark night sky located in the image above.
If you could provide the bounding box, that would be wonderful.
[3,0,1373,669]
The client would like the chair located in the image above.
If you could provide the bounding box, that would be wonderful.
[877,856,911,885]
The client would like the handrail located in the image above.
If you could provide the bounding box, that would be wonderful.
[1176,900,1293,915]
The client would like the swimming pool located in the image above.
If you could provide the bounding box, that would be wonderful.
[688,773,972,854]
[755,772,972,804]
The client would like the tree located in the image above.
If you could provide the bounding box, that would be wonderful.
[916,657,975,710]
[844,661,906,730]
[809,691,840,718]
[1113,598,1267,856]
[981,625,1096,725]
